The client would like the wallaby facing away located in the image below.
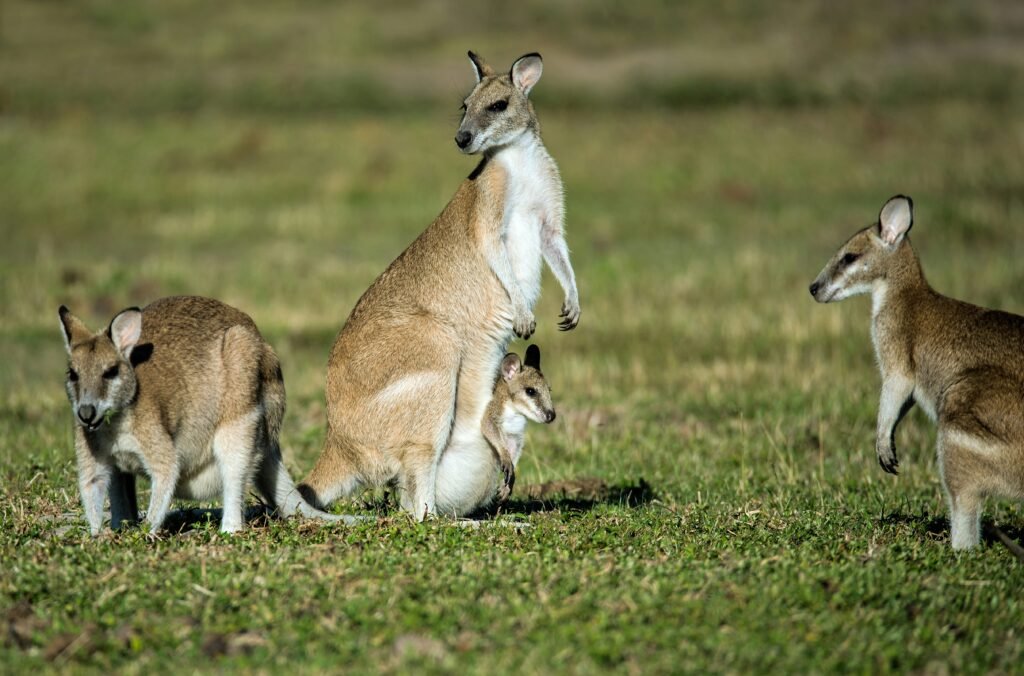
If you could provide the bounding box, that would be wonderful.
[59,296,343,535]
[434,344,556,515]
[810,195,1024,549]
[299,51,579,519]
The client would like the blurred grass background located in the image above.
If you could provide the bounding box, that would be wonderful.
[2,1,1024,672]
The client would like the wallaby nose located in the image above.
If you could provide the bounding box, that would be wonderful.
[77,404,96,425]
[809,282,820,297]
[545,410,556,423]
[455,131,473,149]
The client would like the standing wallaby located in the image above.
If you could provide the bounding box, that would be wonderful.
[810,195,1024,549]
[299,51,579,520]
[434,344,556,515]
[59,296,345,535]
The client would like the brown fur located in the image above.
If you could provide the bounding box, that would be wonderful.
[299,162,513,518]
[59,296,333,535]
[300,51,579,519]
[482,346,556,504]
[811,195,1024,549]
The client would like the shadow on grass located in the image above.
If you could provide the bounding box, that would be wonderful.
[878,510,948,537]
[160,505,277,533]
[879,510,1024,559]
[478,477,655,518]
[83,477,655,533]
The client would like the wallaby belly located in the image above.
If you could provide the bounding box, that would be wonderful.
[435,435,498,516]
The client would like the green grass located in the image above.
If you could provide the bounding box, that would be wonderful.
[2,1,1024,673]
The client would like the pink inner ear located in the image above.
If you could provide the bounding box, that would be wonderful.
[513,59,542,92]
[113,313,142,354]
[503,361,520,380]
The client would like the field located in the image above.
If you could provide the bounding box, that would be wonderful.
[2,1,1024,673]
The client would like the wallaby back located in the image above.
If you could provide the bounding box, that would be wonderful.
[811,196,1024,549]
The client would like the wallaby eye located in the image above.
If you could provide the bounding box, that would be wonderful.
[840,253,860,267]
[102,364,120,379]
[525,387,537,397]
[460,103,467,112]
[67,368,79,383]
[488,100,508,113]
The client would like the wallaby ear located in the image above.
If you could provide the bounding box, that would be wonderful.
[108,307,142,360]
[500,353,521,381]
[524,344,541,370]
[510,53,543,96]
[58,305,90,354]
[468,51,493,83]
[878,195,913,246]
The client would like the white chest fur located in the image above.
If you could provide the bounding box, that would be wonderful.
[99,415,222,501]
[109,429,148,475]
[499,406,528,465]
[496,134,563,309]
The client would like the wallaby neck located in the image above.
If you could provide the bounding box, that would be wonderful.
[488,130,550,171]
[871,239,930,321]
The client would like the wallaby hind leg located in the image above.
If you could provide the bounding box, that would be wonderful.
[939,428,987,550]
[399,366,460,521]
[212,409,261,533]
[399,445,441,520]
[948,490,983,550]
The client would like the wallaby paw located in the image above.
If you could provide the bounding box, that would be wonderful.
[498,464,516,504]
[513,311,536,339]
[876,443,899,475]
[558,297,580,331]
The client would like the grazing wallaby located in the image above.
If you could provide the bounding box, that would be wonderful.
[299,51,579,520]
[59,296,345,535]
[434,344,556,515]
[810,195,1024,549]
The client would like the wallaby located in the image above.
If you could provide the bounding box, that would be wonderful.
[434,344,556,515]
[59,296,348,535]
[299,51,579,520]
[810,195,1024,549]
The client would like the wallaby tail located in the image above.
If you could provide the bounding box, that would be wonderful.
[258,442,369,525]
[260,347,286,443]
[257,349,370,525]
[296,427,363,511]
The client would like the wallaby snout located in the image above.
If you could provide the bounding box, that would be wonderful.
[455,130,473,150]
[77,404,98,428]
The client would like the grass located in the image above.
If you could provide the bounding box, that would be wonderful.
[2,1,1024,673]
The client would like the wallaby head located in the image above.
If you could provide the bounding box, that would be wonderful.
[454,51,543,155]
[59,305,143,431]
[809,195,915,303]
[498,344,555,424]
